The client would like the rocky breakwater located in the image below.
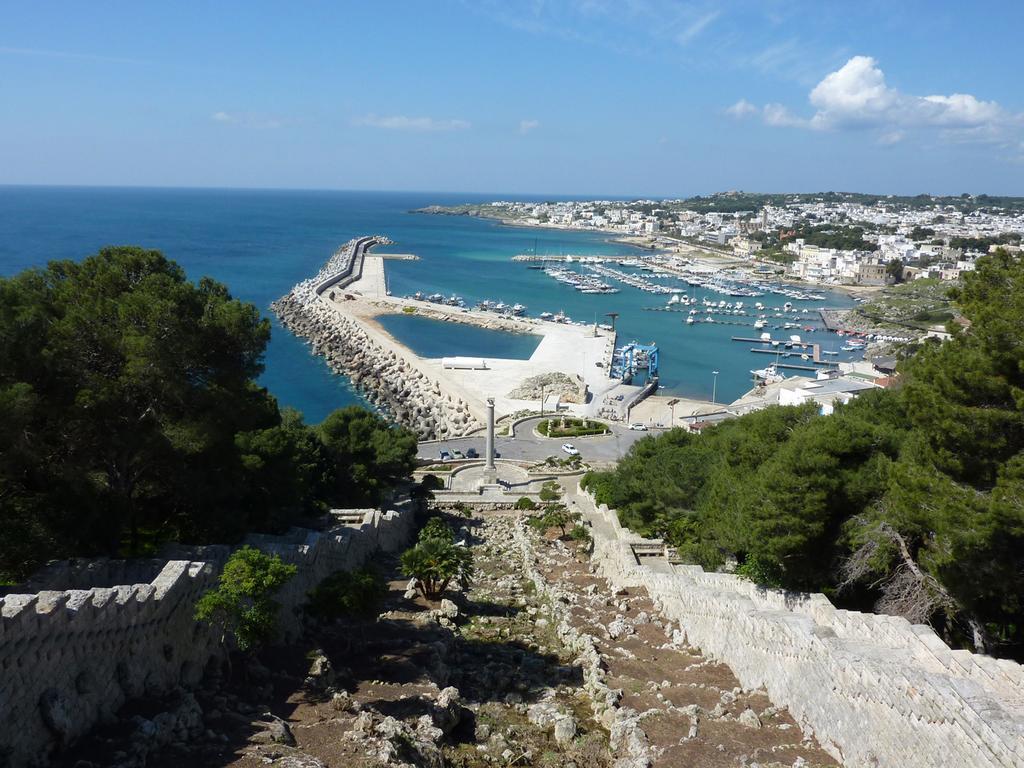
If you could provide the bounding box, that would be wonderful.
[272,293,481,440]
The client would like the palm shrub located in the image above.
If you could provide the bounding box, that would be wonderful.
[401,537,473,600]
[401,514,473,600]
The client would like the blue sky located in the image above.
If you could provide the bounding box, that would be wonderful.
[2,1,1022,196]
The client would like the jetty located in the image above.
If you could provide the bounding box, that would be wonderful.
[273,237,634,439]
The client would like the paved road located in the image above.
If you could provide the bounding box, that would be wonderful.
[418,416,655,464]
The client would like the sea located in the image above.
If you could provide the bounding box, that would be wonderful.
[0,187,855,423]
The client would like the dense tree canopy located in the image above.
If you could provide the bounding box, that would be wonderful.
[585,249,1024,658]
[0,247,417,581]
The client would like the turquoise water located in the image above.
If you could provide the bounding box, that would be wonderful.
[0,186,855,421]
[377,314,541,360]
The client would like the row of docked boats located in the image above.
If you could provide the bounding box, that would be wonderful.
[475,299,528,316]
[542,266,619,294]
[584,264,675,294]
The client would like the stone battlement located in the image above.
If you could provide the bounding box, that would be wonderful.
[0,504,414,767]
[579,484,1024,768]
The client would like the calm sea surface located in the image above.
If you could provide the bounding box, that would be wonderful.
[0,187,855,422]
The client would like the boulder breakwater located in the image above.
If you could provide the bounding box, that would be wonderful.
[271,237,483,439]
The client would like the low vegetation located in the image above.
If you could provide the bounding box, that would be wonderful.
[537,417,608,438]
[584,250,1024,659]
[194,546,297,653]
[305,565,387,621]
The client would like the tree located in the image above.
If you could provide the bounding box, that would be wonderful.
[886,258,904,284]
[0,247,277,572]
[194,546,297,654]
[318,406,418,507]
[579,249,1024,658]
[541,505,575,538]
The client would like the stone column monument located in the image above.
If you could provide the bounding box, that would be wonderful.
[484,397,496,482]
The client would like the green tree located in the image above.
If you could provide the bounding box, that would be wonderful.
[318,406,418,507]
[0,247,277,571]
[194,546,298,654]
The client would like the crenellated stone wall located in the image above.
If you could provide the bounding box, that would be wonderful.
[0,505,415,768]
[579,484,1024,768]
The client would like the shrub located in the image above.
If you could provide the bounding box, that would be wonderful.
[569,524,592,544]
[194,546,297,653]
[515,497,537,510]
[420,516,454,543]
[735,554,785,588]
[306,566,386,620]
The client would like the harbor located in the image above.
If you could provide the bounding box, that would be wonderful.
[275,237,661,438]
[270,215,875,434]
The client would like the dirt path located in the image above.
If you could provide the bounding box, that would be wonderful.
[526,525,839,767]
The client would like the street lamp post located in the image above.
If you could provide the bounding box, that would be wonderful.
[712,370,719,405]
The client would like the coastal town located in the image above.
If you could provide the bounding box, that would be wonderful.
[421,191,1024,288]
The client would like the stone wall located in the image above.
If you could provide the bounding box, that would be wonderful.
[0,505,415,768]
[580,484,1024,767]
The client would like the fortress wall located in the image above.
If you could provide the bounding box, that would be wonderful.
[0,504,414,768]
[580,485,1024,768]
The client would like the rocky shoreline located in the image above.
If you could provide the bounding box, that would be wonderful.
[271,292,482,439]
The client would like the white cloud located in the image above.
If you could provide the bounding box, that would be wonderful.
[725,99,758,119]
[353,114,471,132]
[727,55,1018,144]
[519,119,540,134]
[211,111,234,123]
[762,103,807,128]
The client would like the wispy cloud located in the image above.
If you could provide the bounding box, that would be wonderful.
[352,114,471,132]
[210,111,287,129]
[519,119,540,134]
[0,45,143,64]
[675,10,720,46]
[467,1,728,59]
[727,55,1021,146]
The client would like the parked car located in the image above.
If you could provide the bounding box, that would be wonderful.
[451,450,465,460]
[561,443,580,456]
[629,423,648,431]
[465,448,479,458]
[438,450,452,461]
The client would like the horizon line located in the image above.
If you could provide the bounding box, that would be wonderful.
[0,182,1020,200]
